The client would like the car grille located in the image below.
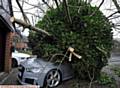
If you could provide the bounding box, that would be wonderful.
[25,78,34,84]
[18,65,25,80]
[21,57,25,59]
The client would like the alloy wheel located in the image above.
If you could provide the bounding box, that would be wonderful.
[46,70,61,88]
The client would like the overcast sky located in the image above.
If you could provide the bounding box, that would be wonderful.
[91,0,120,38]
[12,0,120,38]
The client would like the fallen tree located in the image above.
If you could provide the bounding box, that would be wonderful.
[29,0,113,80]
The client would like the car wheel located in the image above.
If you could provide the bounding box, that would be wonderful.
[45,69,61,88]
[12,58,18,68]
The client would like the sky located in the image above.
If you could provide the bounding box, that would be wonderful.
[12,0,45,36]
[12,0,120,38]
[91,0,120,38]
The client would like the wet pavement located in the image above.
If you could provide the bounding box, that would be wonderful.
[0,68,74,88]
[1,68,19,85]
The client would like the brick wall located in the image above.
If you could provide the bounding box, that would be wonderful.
[4,32,13,73]
[16,42,28,50]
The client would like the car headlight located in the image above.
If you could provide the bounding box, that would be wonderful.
[26,67,42,73]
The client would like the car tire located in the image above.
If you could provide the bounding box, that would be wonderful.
[12,58,18,68]
[44,69,61,88]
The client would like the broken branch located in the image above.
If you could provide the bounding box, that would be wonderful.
[10,17,51,36]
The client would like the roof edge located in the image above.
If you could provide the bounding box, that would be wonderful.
[0,15,15,32]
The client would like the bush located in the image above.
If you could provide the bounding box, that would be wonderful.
[112,66,120,77]
[98,72,116,88]
[28,0,112,80]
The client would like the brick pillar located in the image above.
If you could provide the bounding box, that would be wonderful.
[4,32,13,73]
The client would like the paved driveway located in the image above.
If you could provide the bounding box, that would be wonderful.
[1,68,19,85]
[1,68,74,88]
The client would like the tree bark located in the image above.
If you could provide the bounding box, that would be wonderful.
[10,17,51,36]
[63,0,72,24]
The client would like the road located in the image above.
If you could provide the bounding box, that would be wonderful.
[108,53,120,65]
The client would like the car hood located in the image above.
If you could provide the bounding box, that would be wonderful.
[12,52,30,58]
[21,58,54,68]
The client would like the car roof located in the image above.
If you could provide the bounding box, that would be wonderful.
[12,52,30,57]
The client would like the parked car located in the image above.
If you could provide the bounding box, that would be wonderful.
[18,57,74,88]
[12,51,30,67]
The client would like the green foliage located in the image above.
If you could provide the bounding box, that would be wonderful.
[28,0,113,80]
[112,67,120,77]
[98,72,116,88]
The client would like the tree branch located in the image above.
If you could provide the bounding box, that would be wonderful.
[16,0,30,24]
[42,0,53,9]
[58,0,62,4]
[10,17,51,36]
[0,5,10,15]
[22,0,53,25]
[90,0,104,17]
[107,11,118,18]
[109,15,120,20]
[54,0,60,11]
[112,0,120,12]
[14,11,42,18]
[8,0,14,16]
[88,69,95,88]
[63,0,72,24]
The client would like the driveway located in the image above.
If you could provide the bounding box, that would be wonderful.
[1,68,19,85]
[1,68,74,88]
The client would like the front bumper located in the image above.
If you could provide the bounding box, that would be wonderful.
[18,70,39,84]
[17,76,40,88]
[17,66,46,87]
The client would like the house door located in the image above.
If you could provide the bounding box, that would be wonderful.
[0,32,5,72]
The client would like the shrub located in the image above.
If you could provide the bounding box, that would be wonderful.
[98,72,116,88]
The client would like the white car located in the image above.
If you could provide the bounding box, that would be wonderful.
[12,51,30,67]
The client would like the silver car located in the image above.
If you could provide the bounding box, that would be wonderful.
[18,58,74,88]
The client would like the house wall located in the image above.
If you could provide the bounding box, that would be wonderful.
[4,32,13,72]
[0,0,14,73]
[12,32,28,50]
[0,32,6,72]
[16,42,28,50]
